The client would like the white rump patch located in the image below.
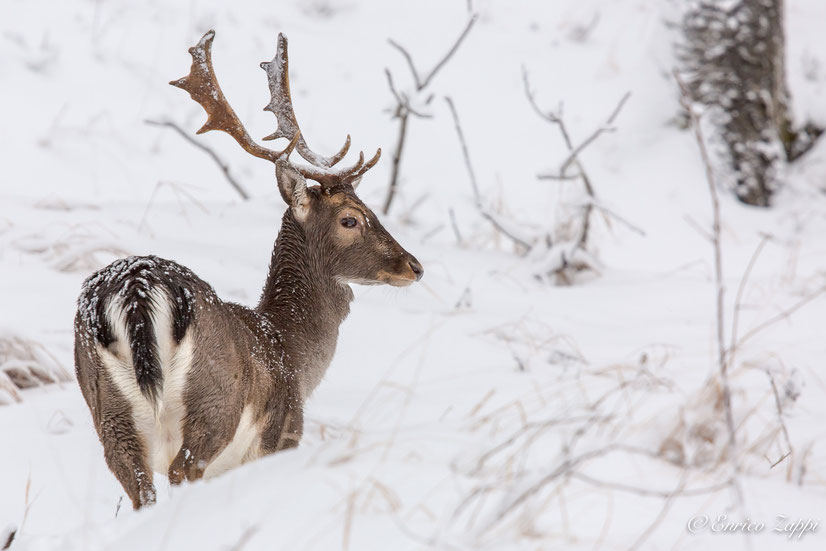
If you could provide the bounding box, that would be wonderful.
[98,288,194,475]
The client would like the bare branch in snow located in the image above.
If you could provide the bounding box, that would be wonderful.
[146,119,250,201]
[558,92,630,176]
[387,39,422,90]
[420,16,477,90]
[674,69,742,505]
[589,200,646,237]
[523,68,636,278]
[382,15,477,215]
[727,233,772,370]
[764,368,794,478]
[445,96,532,252]
[382,100,409,215]
[732,283,826,352]
[448,208,464,246]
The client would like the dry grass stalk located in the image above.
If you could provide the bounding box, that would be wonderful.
[0,334,71,404]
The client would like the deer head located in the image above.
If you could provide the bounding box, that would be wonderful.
[170,30,423,286]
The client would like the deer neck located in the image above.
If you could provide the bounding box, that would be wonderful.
[257,210,354,399]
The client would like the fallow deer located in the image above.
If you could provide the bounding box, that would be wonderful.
[73,30,423,509]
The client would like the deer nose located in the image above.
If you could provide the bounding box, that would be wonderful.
[408,259,424,281]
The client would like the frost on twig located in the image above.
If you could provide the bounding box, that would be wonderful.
[382,15,477,215]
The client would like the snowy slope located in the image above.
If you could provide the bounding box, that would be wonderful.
[2,0,826,549]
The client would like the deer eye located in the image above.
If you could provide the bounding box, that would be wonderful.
[340,217,358,228]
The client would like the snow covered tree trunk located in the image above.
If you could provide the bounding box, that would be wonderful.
[680,0,792,207]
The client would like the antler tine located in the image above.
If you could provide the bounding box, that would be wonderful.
[260,33,351,168]
[169,30,293,163]
[346,148,382,183]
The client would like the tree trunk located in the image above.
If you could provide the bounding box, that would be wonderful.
[680,0,796,207]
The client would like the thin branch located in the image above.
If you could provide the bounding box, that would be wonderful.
[522,68,567,133]
[448,208,464,246]
[733,284,826,351]
[726,233,771,370]
[674,70,742,505]
[382,17,477,216]
[384,68,405,106]
[559,92,631,175]
[769,451,791,469]
[523,69,633,254]
[570,471,730,499]
[763,370,792,462]
[537,172,581,181]
[589,200,646,237]
[445,97,481,201]
[145,119,249,200]
[384,69,432,119]
[420,16,478,90]
[628,471,689,551]
[445,96,532,252]
[387,39,422,90]
[381,109,409,215]
[387,15,477,92]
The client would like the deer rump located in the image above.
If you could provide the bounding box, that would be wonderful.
[75,256,262,478]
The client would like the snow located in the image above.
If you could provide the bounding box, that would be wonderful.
[2,0,826,549]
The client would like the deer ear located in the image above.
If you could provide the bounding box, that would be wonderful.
[276,162,310,221]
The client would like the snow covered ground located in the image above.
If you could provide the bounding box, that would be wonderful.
[2,0,826,549]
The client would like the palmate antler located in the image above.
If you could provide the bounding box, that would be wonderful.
[170,30,380,188]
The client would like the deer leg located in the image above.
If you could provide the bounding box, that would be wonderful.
[168,409,241,483]
[76,345,155,510]
[98,386,156,509]
[169,393,244,481]
[260,401,304,455]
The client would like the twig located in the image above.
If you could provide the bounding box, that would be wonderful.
[727,233,771,370]
[448,208,464,246]
[444,97,480,201]
[383,69,432,119]
[382,16,477,215]
[764,367,794,476]
[228,526,261,551]
[537,172,580,181]
[382,108,409,215]
[769,451,791,469]
[733,285,826,351]
[570,471,729,499]
[628,471,689,551]
[590,200,646,236]
[445,96,532,252]
[472,414,614,474]
[387,40,422,90]
[420,16,478,90]
[674,70,742,505]
[145,119,249,200]
[558,92,630,175]
[475,446,610,527]
[523,68,632,253]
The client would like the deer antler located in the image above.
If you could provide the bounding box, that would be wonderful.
[171,30,380,189]
[261,34,351,168]
[169,30,298,163]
